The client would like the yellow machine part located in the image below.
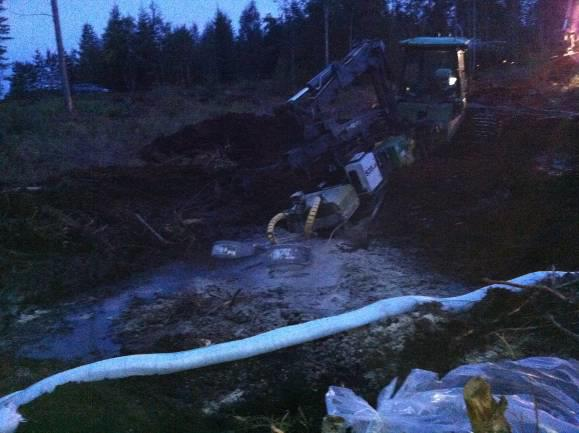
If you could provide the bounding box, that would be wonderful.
[267,212,288,245]
[304,196,322,239]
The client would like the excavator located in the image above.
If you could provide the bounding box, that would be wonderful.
[212,36,472,264]
[212,3,579,266]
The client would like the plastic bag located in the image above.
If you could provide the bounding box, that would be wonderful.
[326,357,579,433]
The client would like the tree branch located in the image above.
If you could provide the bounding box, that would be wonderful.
[546,314,579,343]
[483,279,572,303]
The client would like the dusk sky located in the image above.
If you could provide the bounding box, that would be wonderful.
[4,0,279,63]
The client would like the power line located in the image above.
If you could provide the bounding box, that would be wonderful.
[6,9,52,18]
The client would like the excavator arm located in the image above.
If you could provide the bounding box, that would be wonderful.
[284,40,399,170]
[288,40,398,125]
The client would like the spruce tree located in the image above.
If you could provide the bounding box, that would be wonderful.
[102,5,136,90]
[7,62,37,98]
[134,7,158,88]
[0,0,10,95]
[262,14,283,78]
[199,22,216,81]
[78,24,103,83]
[213,9,236,83]
[164,26,198,85]
[238,1,264,79]
[426,0,452,36]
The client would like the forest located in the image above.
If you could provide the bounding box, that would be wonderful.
[5,0,570,97]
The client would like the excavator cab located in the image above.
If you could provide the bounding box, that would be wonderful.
[397,37,470,141]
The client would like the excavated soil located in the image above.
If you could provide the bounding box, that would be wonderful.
[377,114,579,281]
[140,111,303,166]
[0,112,312,312]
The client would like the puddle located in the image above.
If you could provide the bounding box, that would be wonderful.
[9,237,467,362]
[16,263,198,361]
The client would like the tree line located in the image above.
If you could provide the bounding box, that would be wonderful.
[0,0,10,95]
[4,0,572,98]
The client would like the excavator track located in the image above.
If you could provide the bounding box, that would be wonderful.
[471,109,500,145]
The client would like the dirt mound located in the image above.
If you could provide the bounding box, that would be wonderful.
[140,111,303,167]
[376,115,579,282]
[1,113,312,309]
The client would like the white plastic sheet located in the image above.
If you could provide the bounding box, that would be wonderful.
[326,357,579,433]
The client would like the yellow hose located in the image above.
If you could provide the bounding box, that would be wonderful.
[267,212,288,245]
[304,196,322,239]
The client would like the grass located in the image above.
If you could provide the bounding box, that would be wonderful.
[0,358,224,433]
[0,84,282,185]
[233,408,315,433]
[0,356,319,433]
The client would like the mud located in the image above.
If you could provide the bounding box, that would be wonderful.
[0,235,465,362]
[376,115,579,282]
[0,114,310,311]
[140,111,303,167]
[113,274,577,431]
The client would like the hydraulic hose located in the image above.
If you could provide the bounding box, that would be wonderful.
[304,196,322,239]
[0,271,575,433]
[267,212,288,245]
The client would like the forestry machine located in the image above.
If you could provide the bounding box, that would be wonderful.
[212,37,471,266]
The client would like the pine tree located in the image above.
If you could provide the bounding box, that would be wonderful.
[301,0,330,67]
[66,49,79,84]
[7,62,37,98]
[0,0,11,95]
[134,7,158,88]
[425,0,452,36]
[238,1,264,79]
[213,9,236,82]
[262,14,283,78]
[279,1,307,85]
[78,24,103,83]
[350,0,388,40]
[199,22,216,81]
[149,2,170,83]
[163,25,198,85]
[102,5,136,91]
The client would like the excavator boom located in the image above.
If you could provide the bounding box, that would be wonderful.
[284,40,399,171]
[288,40,398,124]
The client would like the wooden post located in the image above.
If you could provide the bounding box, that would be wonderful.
[50,0,74,113]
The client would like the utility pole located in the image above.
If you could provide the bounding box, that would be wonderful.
[471,0,477,72]
[50,0,74,113]
[324,0,330,65]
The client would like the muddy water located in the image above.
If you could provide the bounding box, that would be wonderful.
[9,263,198,361]
[4,235,467,362]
